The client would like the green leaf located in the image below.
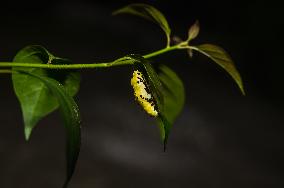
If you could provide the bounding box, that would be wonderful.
[12,45,80,140]
[187,20,200,42]
[192,44,245,95]
[129,55,185,149]
[157,65,185,149]
[158,65,185,124]
[113,3,171,46]
[18,71,81,188]
[156,115,171,151]
[130,55,164,110]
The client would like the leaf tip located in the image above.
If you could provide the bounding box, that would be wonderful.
[187,20,200,42]
[239,85,246,96]
[24,127,32,141]
[163,139,168,152]
[236,76,246,96]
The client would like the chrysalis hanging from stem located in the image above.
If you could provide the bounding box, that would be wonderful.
[131,70,158,117]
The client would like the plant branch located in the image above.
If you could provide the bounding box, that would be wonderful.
[0,44,182,70]
[0,69,13,74]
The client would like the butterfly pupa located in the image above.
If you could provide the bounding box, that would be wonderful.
[131,70,158,117]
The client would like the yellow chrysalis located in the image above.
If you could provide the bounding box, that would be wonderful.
[131,70,158,117]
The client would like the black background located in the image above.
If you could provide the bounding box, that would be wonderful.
[0,0,283,187]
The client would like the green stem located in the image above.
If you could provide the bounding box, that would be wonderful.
[143,44,178,59]
[0,69,12,73]
[0,45,181,70]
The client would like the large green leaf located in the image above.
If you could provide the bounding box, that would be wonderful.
[132,59,167,146]
[18,71,81,188]
[113,3,171,46]
[192,44,245,95]
[12,45,80,140]
[157,65,185,149]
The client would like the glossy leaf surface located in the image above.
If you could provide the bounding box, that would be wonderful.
[12,45,80,139]
[193,44,245,95]
[113,3,171,45]
[18,71,81,188]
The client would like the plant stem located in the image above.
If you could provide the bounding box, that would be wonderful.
[0,45,181,70]
[0,69,12,73]
[143,45,178,59]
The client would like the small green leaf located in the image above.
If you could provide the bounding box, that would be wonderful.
[187,20,200,42]
[157,65,185,149]
[192,44,245,95]
[12,45,80,140]
[113,3,171,46]
[18,71,81,188]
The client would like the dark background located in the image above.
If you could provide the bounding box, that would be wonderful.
[0,0,283,187]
